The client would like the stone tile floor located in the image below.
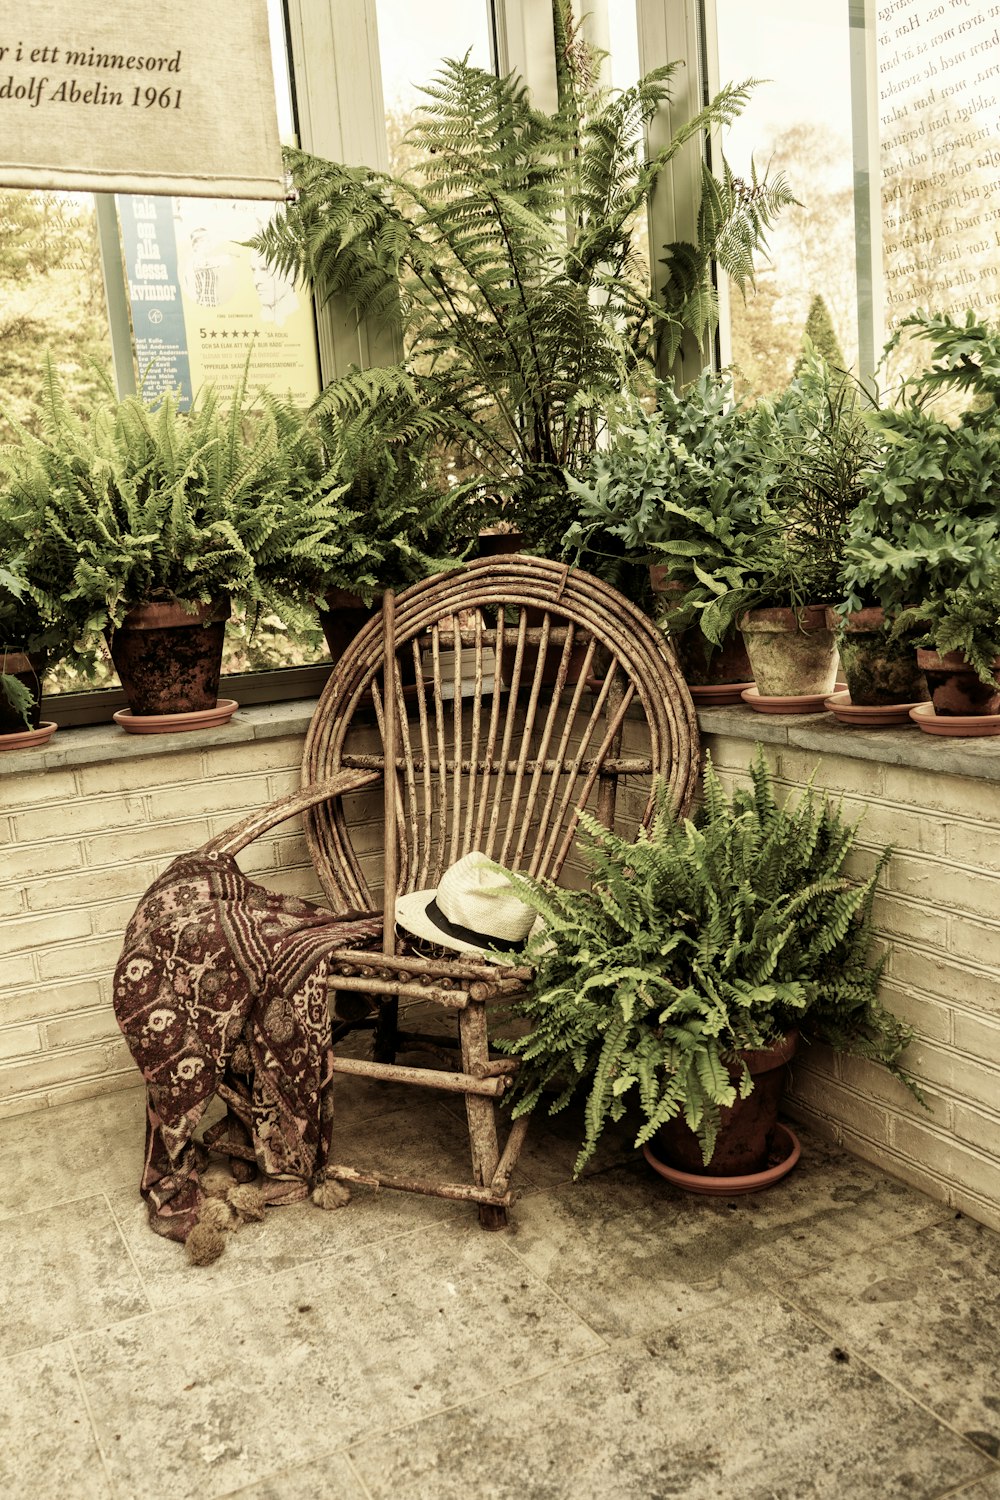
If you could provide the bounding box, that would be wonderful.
[3,1074,1000,1500]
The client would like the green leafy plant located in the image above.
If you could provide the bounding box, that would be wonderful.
[285,381,466,607]
[562,372,772,607]
[251,35,792,555]
[498,748,917,1173]
[842,310,1000,683]
[669,348,881,645]
[0,361,361,663]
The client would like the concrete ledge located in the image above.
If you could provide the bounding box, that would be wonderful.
[694,703,1000,784]
[0,700,320,776]
[5,696,1000,783]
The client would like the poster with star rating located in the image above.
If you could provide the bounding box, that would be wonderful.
[118,192,320,407]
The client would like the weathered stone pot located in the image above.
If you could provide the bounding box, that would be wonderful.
[826,607,928,707]
[739,605,839,698]
[916,649,1000,717]
[0,649,45,733]
[107,598,228,716]
[655,1030,799,1178]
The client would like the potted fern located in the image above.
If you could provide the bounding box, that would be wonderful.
[842,310,1000,733]
[0,364,326,728]
[250,27,792,555]
[0,573,50,745]
[280,389,465,665]
[498,749,918,1188]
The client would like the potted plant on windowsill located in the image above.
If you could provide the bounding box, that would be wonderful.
[0,363,324,730]
[663,349,878,710]
[842,310,1000,736]
[496,748,919,1189]
[563,373,767,701]
[270,383,465,667]
[250,23,793,564]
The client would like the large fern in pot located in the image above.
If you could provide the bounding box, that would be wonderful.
[498,749,919,1173]
[251,29,793,554]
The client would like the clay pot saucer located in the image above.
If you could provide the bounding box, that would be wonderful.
[642,1122,801,1197]
[824,691,923,728]
[689,681,755,707]
[909,702,1000,738]
[741,685,844,716]
[113,699,239,735]
[0,721,57,751]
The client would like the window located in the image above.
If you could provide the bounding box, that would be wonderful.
[713,0,859,394]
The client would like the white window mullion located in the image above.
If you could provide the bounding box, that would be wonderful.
[283,0,400,382]
[637,0,715,376]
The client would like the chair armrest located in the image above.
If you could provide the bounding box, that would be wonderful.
[200,770,381,857]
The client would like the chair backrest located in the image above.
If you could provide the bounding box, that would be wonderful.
[302,557,700,913]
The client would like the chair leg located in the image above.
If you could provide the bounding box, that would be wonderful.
[373,993,400,1063]
[459,1001,507,1230]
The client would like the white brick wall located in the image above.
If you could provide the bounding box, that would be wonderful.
[2,701,1000,1235]
[702,726,1000,1235]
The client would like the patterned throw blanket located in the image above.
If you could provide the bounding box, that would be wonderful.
[113,850,382,1243]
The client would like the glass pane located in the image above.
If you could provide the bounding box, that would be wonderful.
[0,191,113,427]
[375,0,494,175]
[875,1,1000,348]
[714,1,858,395]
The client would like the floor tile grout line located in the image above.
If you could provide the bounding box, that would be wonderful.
[0,1181,144,1226]
[64,1204,470,1333]
[342,1448,378,1500]
[774,1286,1000,1474]
[103,1190,156,1313]
[66,1337,118,1499]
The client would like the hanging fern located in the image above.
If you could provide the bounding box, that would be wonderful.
[498,747,919,1173]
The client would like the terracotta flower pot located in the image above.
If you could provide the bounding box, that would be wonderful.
[107,598,229,716]
[0,649,45,733]
[826,607,928,707]
[916,649,1000,717]
[316,588,376,666]
[739,606,838,698]
[656,1030,799,1178]
[650,568,753,689]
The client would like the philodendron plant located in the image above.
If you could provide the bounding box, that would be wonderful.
[497,749,918,1173]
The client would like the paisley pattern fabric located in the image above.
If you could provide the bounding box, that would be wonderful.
[113,850,382,1242]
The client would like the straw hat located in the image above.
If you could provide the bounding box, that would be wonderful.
[394,852,536,960]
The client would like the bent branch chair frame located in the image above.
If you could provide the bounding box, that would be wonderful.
[205,557,700,1227]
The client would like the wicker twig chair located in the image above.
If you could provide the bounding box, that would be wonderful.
[205,557,700,1227]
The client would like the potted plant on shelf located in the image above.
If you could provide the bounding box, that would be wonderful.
[0,561,54,747]
[0,363,330,731]
[250,21,793,560]
[661,349,877,711]
[497,748,919,1190]
[842,310,1000,736]
[563,372,769,700]
[271,381,466,666]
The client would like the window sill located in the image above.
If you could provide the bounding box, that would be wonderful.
[0,699,321,777]
[695,704,1000,785]
[4,695,1000,786]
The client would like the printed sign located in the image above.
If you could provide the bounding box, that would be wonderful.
[118,194,320,408]
[0,0,283,199]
